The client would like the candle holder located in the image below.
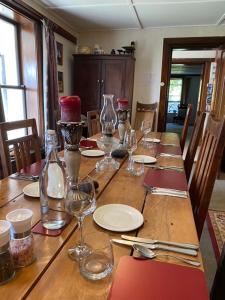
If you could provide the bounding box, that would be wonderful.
[117,109,131,145]
[57,121,84,181]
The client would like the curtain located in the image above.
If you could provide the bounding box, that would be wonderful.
[42,19,59,130]
[0,88,5,123]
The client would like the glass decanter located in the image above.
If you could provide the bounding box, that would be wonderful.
[96,94,120,171]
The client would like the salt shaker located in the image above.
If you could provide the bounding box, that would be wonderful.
[6,209,35,268]
[0,220,15,285]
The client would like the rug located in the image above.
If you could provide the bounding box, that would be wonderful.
[207,210,225,263]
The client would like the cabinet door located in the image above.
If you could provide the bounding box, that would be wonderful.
[73,59,101,114]
[101,60,126,106]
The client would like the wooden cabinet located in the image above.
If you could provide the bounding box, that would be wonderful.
[73,54,135,115]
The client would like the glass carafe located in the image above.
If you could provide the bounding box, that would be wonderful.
[40,130,68,230]
[96,95,120,171]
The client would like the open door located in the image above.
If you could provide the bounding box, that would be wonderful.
[158,37,225,132]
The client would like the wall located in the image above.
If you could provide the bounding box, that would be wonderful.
[79,25,225,122]
[55,33,75,97]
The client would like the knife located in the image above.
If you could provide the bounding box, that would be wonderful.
[160,143,178,147]
[145,165,184,172]
[121,235,199,250]
[111,239,198,256]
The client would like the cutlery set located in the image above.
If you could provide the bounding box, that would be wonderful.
[145,165,184,172]
[157,153,181,158]
[149,187,188,198]
[112,235,200,266]
[9,172,39,181]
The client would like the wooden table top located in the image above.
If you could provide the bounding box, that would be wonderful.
[0,132,201,300]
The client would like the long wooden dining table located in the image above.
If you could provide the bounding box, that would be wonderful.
[0,131,202,300]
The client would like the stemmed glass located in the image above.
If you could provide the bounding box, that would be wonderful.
[123,129,137,172]
[141,120,152,147]
[65,177,96,261]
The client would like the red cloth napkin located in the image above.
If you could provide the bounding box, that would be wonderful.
[108,256,209,300]
[80,139,97,148]
[143,168,188,191]
[156,144,182,155]
[20,160,45,176]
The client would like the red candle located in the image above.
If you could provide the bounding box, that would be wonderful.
[117,98,128,110]
[59,96,81,122]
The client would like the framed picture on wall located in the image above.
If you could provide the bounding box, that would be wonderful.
[56,42,63,65]
[58,71,64,93]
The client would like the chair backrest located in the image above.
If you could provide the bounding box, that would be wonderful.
[211,243,225,300]
[180,104,193,152]
[134,102,158,131]
[87,110,101,137]
[184,111,206,181]
[0,118,41,177]
[189,114,225,238]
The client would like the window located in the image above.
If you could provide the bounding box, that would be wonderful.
[0,17,26,139]
[167,78,183,113]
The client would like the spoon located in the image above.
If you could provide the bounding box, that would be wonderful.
[133,244,200,267]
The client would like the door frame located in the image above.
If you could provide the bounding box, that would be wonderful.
[158,37,225,131]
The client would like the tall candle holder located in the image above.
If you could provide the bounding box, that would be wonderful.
[57,121,84,181]
[117,109,131,145]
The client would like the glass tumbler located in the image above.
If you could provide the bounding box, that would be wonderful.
[79,232,114,281]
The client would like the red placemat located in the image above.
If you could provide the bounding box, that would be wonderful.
[20,160,45,176]
[143,168,188,191]
[80,139,97,149]
[32,217,72,237]
[108,256,209,300]
[156,144,182,155]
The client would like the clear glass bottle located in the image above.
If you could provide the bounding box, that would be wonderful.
[0,220,15,285]
[40,130,67,230]
[6,209,35,268]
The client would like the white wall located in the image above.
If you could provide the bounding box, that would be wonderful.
[78,25,225,120]
[55,33,76,97]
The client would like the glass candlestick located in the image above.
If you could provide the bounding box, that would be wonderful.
[96,94,120,171]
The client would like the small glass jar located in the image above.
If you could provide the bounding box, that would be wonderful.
[6,209,35,268]
[0,220,15,285]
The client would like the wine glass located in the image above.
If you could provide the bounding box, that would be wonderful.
[123,129,137,172]
[65,177,96,261]
[141,120,152,147]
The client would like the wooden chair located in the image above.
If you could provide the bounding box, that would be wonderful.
[210,243,225,300]
[184,111,206,181]
[180,104,193,152]
[0,118,41,177]
[189,114,225,238]
[87,110,101,137]
[134,102,158,131]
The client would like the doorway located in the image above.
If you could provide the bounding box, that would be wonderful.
[158,37,225,132]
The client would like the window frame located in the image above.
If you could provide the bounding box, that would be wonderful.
[167,77,183,113]
[0,14,27,121]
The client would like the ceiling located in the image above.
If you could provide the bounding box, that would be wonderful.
[35,0,225,31]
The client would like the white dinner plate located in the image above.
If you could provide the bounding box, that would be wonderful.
[93,204,144,232]
[23,182,40,198]
[81,150,105,157]
[143,138,161,143]
[131,155,156,164]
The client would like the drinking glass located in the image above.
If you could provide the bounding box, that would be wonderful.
[79,232,114,280]
[65,177,96,261]
[123,129,137,172]
[141,120,152,147]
